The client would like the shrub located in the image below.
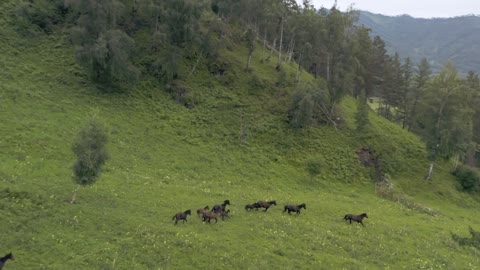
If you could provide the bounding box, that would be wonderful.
[452,165,480,193]
[72,118,109,186]
[13,0,67,35]
[288,91,313,130]
[306,159,324,179]
[452,226,480,249]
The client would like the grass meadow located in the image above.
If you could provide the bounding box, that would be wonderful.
[1,2,479,269]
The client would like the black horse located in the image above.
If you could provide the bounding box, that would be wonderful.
[283,203,306,215]
[344,213,368,226]
[0,253,14,270]
[257,200,277,211]
[245,202,261,211]
[172,210,192,225]
[212,200,230,212]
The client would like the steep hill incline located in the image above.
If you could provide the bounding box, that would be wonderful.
[0,2,479,269]
[358,11,480,73]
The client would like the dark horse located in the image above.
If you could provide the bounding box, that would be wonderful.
[196,206,209,217]
[283,203,306,215]
[245,202,261,211]
[257,200,277,211]
[0,253,14,270]
[344,213,368,226]
[172,210,192,225]
[212,200,230,212]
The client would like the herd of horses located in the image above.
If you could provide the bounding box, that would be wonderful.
[172,199,368,226]
[1,202,367,268]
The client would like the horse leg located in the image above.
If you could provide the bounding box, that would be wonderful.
[360,221,364,226]
[215,217,218,224]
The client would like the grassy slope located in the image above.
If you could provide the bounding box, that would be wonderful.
[1,2,479,269]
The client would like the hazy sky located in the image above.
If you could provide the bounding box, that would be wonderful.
[303,0,480,18]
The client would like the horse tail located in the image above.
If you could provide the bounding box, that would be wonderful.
[172,215,176,221]
[344,214,348,220]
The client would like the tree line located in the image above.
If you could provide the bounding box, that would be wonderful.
[13,0,480,177]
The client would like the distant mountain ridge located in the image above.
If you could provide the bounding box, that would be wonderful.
[357,11,480,74]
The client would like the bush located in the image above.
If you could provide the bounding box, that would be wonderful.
[13,0,67,35]
[306,159,324,179]
[452,226,480,249]
[452,165,480,193]
[72,118,109,186]
[288,90,313,130]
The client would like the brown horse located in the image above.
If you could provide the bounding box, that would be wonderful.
[202,210,229,223]
[257,200,277,211]
[283,203,306,215]
[196,206,210,217]
[344,213,368,226]
[245,202,261,211]
[0,253,14,270]
[172,210,191,225]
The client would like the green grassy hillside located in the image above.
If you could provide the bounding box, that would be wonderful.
[1,2,479,269]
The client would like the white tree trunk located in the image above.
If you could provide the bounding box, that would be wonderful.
[424,162,434,180]
[268,38,276,61]
[246,54,252,71]
[70,186,79,204]
[278,15,284,64]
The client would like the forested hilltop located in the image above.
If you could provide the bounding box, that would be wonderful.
[358,11,480,74]
[1,0,480,269]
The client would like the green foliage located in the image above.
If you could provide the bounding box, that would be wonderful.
[354,91,370,134]
[13,0,66,35]
[66,0,139,89]
[72,118,109,186]
[288,90,314,130]
[452,226,480,249]
[305,158,324,179]
[76,29,140,88]
[288,80,338,130]
[417,62,474,160]
[452,165,480,193]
